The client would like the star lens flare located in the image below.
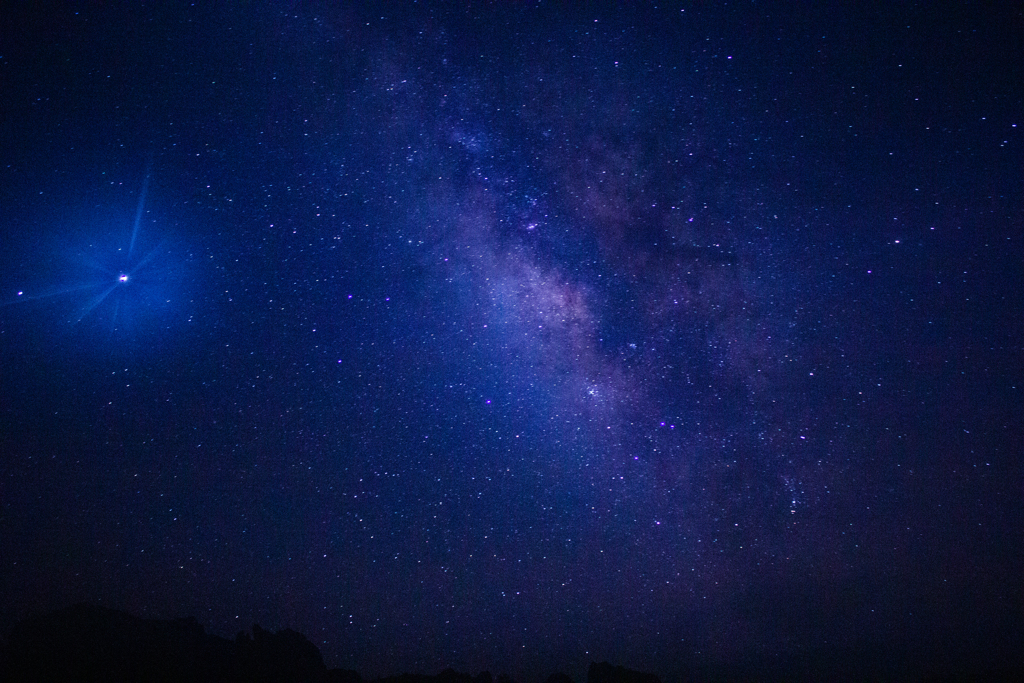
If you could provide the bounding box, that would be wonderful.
[1,170,189,348]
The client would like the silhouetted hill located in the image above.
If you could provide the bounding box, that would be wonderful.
[0,603,327,683]
[1,605,657,683]
[587,663,660,683]
[370,669,495,683]
[543,673,574,683]
[12,604,1016,682]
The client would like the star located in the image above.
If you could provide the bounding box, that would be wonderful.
[2,168,190,348]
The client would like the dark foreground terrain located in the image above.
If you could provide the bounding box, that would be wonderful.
[0,604,660,683]
[1,604,1021,683]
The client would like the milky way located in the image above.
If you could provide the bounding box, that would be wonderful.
[1,4,1021,681]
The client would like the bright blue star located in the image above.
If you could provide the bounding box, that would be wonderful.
[2,169,191,351]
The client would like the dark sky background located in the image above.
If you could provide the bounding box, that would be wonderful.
[1,3,1022,681]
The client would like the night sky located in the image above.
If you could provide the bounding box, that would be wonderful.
[1,3,1022,681]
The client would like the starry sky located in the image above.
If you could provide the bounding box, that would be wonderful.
[1,3,1022,681]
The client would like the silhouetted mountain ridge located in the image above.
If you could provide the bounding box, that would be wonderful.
[0,604,661,683]
[3,604,1021,682]
[1,603,338,683]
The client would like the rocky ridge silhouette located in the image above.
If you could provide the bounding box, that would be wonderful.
[0,604,659,683]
